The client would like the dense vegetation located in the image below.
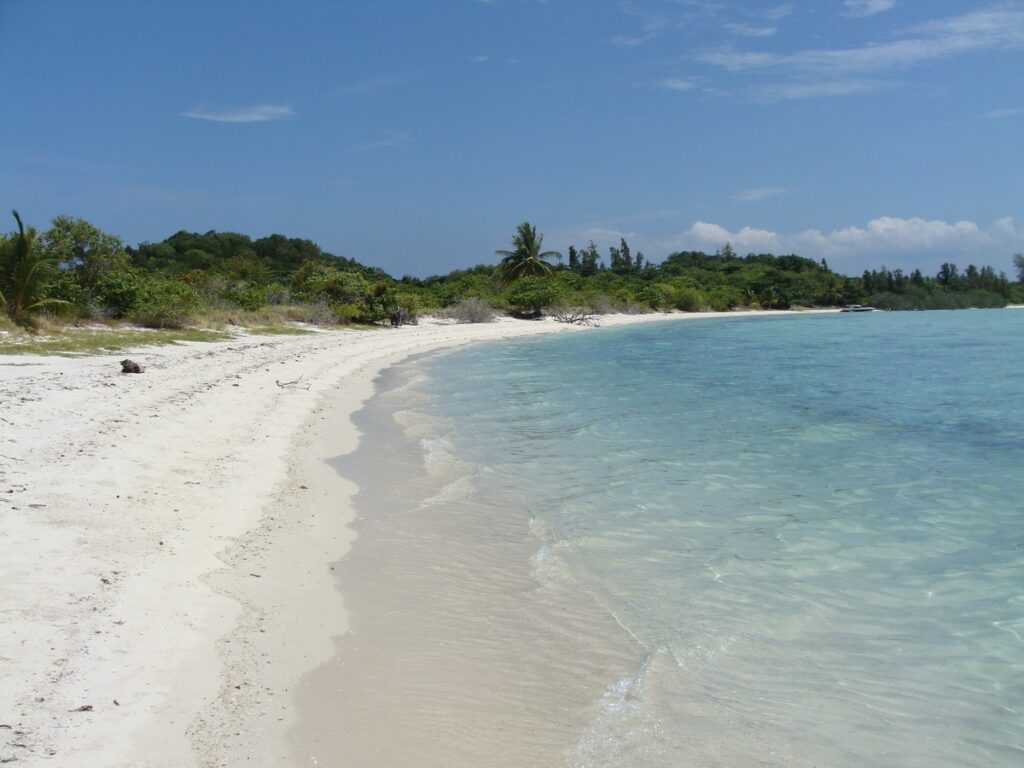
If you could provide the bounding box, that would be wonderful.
[1,211,1021,328]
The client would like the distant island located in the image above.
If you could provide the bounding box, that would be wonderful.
[2,212,1022,329]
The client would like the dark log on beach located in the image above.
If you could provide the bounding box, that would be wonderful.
[120,359,144,373]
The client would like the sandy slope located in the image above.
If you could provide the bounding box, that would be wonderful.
[1,313,698,767]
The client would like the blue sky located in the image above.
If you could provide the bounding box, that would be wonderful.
[2,0,1022,277]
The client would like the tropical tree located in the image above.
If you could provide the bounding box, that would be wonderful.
[39,216,129,294]
[495,221,559,285]
[0,211,68,321]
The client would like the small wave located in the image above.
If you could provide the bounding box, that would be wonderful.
[420,435,462,477]
[416,475,476,511]
[393,408,452,439]
[570,651,665,768]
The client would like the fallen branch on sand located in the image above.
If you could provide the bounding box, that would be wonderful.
[552,307,600,326]
[275,375,311,390]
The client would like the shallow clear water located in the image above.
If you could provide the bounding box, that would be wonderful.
[405,310,1024,766]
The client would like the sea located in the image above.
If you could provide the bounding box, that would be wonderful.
[302,309,1024,767]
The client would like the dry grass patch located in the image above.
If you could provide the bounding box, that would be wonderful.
[244,325,317,336]
[0,326,228,356]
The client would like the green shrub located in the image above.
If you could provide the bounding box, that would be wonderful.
[393,291,420,318]
[227,283,269,311]
[130,278,199,328]
[330,301,368,323]
[46,271,88,310]
[506,276,563,314]
[675,286,704,311]
[95,270,144,317]
[705,287,739,311]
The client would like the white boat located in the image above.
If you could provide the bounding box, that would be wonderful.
[840,304,876,313]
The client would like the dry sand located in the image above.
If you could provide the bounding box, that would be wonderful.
[0,310,826,766]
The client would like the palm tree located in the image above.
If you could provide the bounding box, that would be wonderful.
[0,211,67,321]
[495,221,560,285]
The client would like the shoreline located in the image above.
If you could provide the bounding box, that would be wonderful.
[0,309,828,766]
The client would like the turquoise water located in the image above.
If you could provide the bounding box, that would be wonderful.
[407,310,1024,766]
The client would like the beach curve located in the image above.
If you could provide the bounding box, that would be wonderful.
[1,312,704,767]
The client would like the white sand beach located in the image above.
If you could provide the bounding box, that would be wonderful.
[0,310,819,767]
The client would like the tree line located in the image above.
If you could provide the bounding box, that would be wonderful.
[2,211,1021,327]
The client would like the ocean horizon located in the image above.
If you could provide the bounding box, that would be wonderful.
[300,308,1024,766]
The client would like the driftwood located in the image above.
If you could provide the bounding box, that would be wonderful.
[552,307,600,326]
[275,375,311,390]
[120,359,144,374]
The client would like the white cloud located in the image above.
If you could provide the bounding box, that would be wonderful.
[569,216,1024,273]
[761,4,794,21]
[731,187,787,202]
[357,130,411,151]
[697,7,1024,100]
[688,216,1023,268]
[181,104,294,123]
[843,0,898,18]
[754,79,887,101]
[809,216,982,251]
[703,9,1024,74]
[725,22,777,38]
[686,221,782,252]
[981,107,1022,119]
[658,77,698,91]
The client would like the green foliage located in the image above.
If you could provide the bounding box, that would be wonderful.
[129,277,199,328]
[225,283,270,311]
[505,275,563,314]
[95,270,144,317]
[38,216,129,294]
[131,229,389,284]
[495,222,559,285]
[45,270,88,309]
[0,211,69,321]
[393,291,420,317]
[330,302,368,323]
[7,207,1018,332]
[869,289,1007,310]
[669,284,705,312]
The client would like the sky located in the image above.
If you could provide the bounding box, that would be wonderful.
[2,0,1023,278]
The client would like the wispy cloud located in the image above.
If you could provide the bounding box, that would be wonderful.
[761,4,794,21]
[181,104,294,123]
[725,22,777,38]
[703,9,1024,74]
[357,130,412,151]
[843,0,898,18]
[981,107,1022,119]
[657,77,699,91]
[698,7,1024,100]
[613,0,726,47]
[754,79,888,101]
[731,187,787,202]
